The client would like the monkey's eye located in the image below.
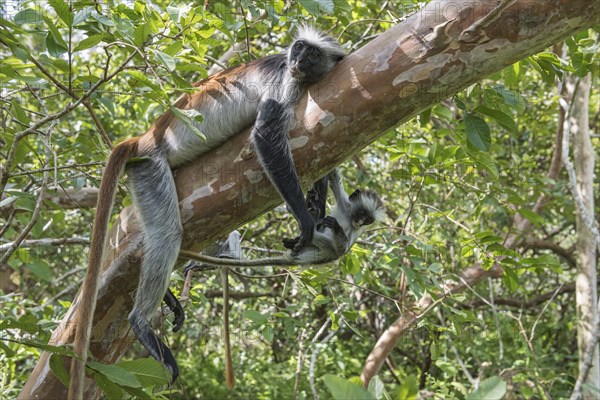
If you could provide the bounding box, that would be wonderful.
[294,41,304,51]
[309,47,320,59]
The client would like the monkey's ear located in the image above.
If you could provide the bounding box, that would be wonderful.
[349,189,362,201]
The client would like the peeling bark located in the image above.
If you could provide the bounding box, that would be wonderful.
[18,0,600,397]
[567,74,599,399]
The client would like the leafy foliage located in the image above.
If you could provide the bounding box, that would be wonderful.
[1,1,599,399]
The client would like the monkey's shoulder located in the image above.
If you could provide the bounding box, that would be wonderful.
[190,53,287,89]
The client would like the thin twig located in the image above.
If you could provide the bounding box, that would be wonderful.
[0,50,136,195]
[293,328,307,400]
[1,124,56,263]
[0,237,89,252]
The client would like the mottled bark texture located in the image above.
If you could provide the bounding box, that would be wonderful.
[567,74,599,399]
[19,0,600,397]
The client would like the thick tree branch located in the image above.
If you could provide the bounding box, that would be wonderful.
[19,0,600,397]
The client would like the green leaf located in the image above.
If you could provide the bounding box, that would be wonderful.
[6,339,74,356]
[117,358,170,386]
[73,7,94,26]
[14,193,36,212]
[162,41,183,56]
[517,208,544,227]
[244,310,268,325]
[26,261,53,282]
[49,353,70,388]
[262,324,274,341]
[11,100,30,124]
[502,62,520,86]
[323,374,374,400]
[48,0,74,26]
[468,151,498,180]
[126,70,160,91]
[298,0,335,14]
[435,359,458,376]
[465,114,491,151]
[44,17,68,48]
[73,34,104,52]
[87,361,142,388]
[133,23,152,47]
[46,32,68,58]
[397,375,418,400]
[493,86,526,113]
[474,105,516,133]
[465,376,506,400]
[154,50,176,71]
[14,9,42,25]
[170,107,205,140]
[367,375,385,400]
[92,12,114,27]
[92,371,124,399]
[419,108,431,126]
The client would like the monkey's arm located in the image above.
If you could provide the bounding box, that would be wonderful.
[252,99,314,251]
[319,216,349,256]
[283,175,329,250]
[307,175,329,223]
[327,169,351,213]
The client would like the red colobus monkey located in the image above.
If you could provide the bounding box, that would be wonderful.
[68,26,345,399]
[180,169,385,269]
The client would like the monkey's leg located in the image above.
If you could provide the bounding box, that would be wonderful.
[320,216,348,256]
[163,289,184,333]
[283,176,329,250]
[307,175,328,223]
[126,155,183,382]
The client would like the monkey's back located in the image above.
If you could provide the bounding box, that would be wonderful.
[137,54,293,167]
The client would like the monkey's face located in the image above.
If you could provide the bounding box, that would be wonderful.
[288,40,336,84]
[352,209,375,229]
[350,189,385,229]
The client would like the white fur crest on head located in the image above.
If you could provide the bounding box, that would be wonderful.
[294,24,345,58]
[358,191,386,223]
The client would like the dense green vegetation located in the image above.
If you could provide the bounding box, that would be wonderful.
[1,1,598,399]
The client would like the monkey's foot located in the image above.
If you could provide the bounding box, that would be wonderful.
[282,236,300,250]
[172,306,184,333]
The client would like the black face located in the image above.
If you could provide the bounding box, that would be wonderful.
[288,40,334,84]
[352,208,375,227]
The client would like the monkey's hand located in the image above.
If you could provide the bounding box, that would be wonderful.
[183,262,198,277]
[318,216,342,233]
[282,236,300,250]
[172,307,185,333]
[294,219,315,252]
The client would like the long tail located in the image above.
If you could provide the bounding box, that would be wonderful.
[68,139,138,400]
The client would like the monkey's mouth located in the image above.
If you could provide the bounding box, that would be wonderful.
[289,66,304,79]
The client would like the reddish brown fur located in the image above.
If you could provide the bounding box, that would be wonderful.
[68,138,140,400]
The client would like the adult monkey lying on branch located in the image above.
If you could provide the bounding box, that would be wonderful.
[68,26,345,399]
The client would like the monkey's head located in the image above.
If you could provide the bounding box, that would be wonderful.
[287,25,345,84]
[349,189,386,229]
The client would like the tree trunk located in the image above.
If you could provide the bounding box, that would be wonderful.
[568,74,599,398]
[18,0,600,398]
